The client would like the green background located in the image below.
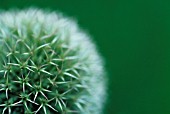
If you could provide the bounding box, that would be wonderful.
[1,0,170,114]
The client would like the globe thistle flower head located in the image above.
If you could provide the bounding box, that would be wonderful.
[0,8,106,114]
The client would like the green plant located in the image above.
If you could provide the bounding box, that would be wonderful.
[0,9,106,114]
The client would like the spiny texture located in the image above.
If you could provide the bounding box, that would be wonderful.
[0,9,106,114]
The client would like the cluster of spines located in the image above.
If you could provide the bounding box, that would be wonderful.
[0,29,88,114]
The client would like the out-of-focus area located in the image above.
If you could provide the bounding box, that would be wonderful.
[1,0,170,114]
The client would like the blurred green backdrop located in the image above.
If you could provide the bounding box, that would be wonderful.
[1,0,170,114]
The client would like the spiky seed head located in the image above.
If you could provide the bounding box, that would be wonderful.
[0,8,106,114]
